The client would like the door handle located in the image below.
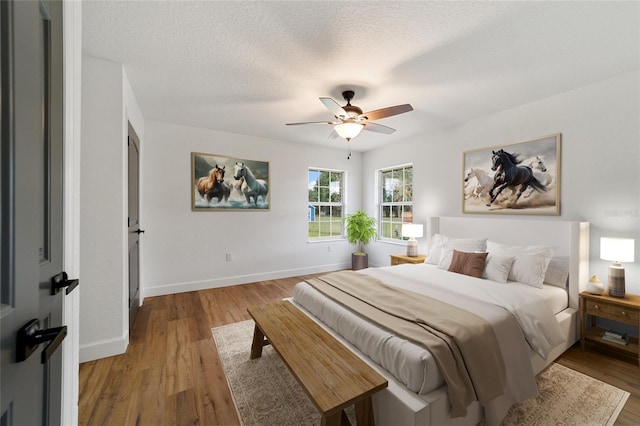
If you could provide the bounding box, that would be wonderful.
[16,319,67,363]
[134,229,145,234]
[50,271,79,295]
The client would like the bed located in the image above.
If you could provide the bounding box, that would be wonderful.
[289,216,590,426]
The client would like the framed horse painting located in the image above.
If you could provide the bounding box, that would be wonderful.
[462,133,561,215]
[191,152,270,211]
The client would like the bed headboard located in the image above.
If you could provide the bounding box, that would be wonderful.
[427,217,589,310]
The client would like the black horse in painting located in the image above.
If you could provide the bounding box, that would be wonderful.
[487,149,547,206]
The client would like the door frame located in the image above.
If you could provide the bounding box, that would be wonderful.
[61,1,81,425]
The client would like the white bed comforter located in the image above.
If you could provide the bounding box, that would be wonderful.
[362,265,567,360]
[292,264,567,425]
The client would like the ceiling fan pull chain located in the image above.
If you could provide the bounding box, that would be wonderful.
[347,142,352,160]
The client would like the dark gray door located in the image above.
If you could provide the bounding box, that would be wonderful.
[1,1,66,425]
[128,124,141,330]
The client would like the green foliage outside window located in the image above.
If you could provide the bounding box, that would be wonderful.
[308,169,344,239]
[379,165,413,240]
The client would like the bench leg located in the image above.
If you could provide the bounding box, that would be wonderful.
[321,398,374,426]
[340,410,351,426]
[250,324,265,359]
[321,410,349,426]
[355,396,375,426]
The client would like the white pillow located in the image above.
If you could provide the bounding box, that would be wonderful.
[486,241,555,288]
[544,257,570,288]
[435,238,487,269]
[482,253,516,283]
[447,237,487,253]
[426,234,450,265]
[437,248,454,269]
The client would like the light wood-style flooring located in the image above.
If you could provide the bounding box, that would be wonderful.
[79,274,640,425]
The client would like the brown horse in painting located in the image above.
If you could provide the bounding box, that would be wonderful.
[197,165,230,202]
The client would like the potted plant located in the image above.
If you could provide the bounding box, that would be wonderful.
[344,210,378,270]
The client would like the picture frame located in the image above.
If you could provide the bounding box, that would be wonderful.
[192,152,270,211]
[462,133,561,215]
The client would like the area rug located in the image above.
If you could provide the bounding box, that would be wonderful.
[212,320,630,426]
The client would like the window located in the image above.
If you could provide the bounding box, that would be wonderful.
[379,164,413,241]
[308,168,344,240]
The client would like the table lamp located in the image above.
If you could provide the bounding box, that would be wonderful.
[600,237,635,297]
[402,223,423,257]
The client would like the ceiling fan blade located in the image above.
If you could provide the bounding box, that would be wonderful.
[361,104,413,121]
[363,122,396,134]
[286,121,337,126]
[320,97,349,120]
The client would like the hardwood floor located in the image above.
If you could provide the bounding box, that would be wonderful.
[79,274,640,425]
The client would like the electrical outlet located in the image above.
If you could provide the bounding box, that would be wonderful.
[226,252,232,261]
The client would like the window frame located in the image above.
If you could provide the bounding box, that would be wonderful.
[378,163,413,243]
[307,167,346,241]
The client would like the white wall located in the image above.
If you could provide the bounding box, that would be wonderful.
[80,55,144,362]
[140,121,361,298]
[124,70,145,140]
[82,61,639,359]
[363,70,640,295]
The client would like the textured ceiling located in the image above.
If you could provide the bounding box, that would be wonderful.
[83,1,639,152]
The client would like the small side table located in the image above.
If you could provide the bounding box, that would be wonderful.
[579,291,640,366]
[390,253,426,266]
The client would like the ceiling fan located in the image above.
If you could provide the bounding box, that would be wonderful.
[286,90,413,148]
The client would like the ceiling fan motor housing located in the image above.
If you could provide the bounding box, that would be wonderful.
[341,90,362,116]
[343,105,363,117]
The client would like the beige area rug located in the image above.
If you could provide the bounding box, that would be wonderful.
[212,320,630,426]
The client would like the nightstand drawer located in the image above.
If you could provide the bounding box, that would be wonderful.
[609,306,639,324]
[586,300,610,316]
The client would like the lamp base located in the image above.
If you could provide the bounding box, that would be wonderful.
[406,239,418,257]
[608,263,625,298]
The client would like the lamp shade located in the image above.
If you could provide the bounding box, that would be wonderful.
[600,237,635,263]
[402,223,423,239]
[334,122,364,141]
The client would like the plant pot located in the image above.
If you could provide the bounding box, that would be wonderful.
[352,253,368,271]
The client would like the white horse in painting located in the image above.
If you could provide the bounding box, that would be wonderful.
[524,156,553,187]
[233,162,268,206]
[464,168,494,200]
[225,176,244,198]
[522,156,553,198]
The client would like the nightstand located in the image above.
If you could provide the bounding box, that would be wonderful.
[390,254,426,266]
[579,291,640,366]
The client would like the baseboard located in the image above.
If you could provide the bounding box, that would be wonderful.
[79,334,129,363]
[140,262,351,300]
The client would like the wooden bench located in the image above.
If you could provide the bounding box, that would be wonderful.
[247,300,388,426]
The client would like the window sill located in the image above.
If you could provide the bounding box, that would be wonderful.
[308,238,346,244]
[376,239,407,247]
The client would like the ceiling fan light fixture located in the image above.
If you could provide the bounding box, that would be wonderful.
[334,122,364,141]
